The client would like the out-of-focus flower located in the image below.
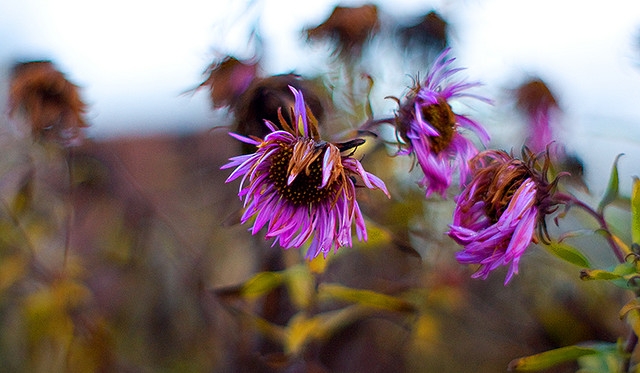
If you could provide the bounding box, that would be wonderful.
[8,60,88,146]
[397,10,448,55]
[514,78,588,192]
[448,149,561,284]
[197,56,259,109]
[515,78,560,154]
[305,4,379,60]
[222,86,389,258]
[393,48,490,197]
[232,74,327,151]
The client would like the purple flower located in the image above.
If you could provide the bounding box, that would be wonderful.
[515,78,560,154]
[222,86,389,258]
[447,149,559,284]
[394,48,490,197]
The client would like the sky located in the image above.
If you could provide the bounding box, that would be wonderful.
[1,0,640,193]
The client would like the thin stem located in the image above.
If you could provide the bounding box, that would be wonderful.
[554,192,625,263]
[556,193,639,371]
[623,325,638,372]
[63,147,74,269]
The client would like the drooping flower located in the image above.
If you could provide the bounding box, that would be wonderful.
[447,149,561,284]
[305,4,379,60]
[393,48,491,197]
[515,78,560,154]
[222,86,389,258]
[196,56,259,109]
[397,10,449,57]
[232,74,327,149]
[8,60,88,146]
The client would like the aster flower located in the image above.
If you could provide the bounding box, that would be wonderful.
[515,78,560,154]
[393,48,490,197]
[222,86,389,258]
[447,149,561,284]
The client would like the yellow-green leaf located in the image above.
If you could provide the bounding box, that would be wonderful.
[318,283,415,312]
[580,262,638,289]
[544,241,591,268]
[241,271,284,298]
[632,177,640,245]
[508,345,598,371]
[286,313,320,354]
[598,154,623,213]
[626,308,640,339]
[620,297,640,319]
[284,265,315,309]
[579,268,621,281]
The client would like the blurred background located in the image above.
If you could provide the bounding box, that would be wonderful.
[1,0,640,192]
[0,0,639,372]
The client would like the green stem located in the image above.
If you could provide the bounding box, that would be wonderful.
[555,192,625,263]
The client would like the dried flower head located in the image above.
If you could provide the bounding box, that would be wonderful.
[393,48,490,197]
[8,60,88,146]
[197,56,259,109]
[306,4,379,59]
[222,86,389,258]
[448,148,561,284]
[232,74,326,150]
[398,11,448,55]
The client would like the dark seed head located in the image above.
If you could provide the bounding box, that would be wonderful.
[269,144,333,205]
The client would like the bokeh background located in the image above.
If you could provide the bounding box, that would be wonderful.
[0,0,639,372]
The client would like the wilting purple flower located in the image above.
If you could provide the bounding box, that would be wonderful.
[447,149,560,284]
[222,86,389,258]
[394,48,490,197]
[515,78,560,154]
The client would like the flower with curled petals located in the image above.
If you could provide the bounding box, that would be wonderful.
[447,149,561,284]
[393,48,490,197]
[222,86,389,258]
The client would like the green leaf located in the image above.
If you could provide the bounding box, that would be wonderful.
[286,312,320,355]
[544,241,591,268]
[579,268,621,281]
[11,172,34,217]
[508,345,598,371]
[318,283,415,313]
[632,177,640,245]
[241,271,284,298]
[579,262,638,289]
[619,297,640,319]
[284,265,315,309]
[597,154,623,214]
[625,307,640,340]
[285,305,373,354]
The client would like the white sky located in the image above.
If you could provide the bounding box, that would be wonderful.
[1,0,640,192]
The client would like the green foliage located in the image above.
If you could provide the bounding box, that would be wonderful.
[579,261,638,289]
[598,154,624,214]
[543,240,592,268]
[632,177,640,245]
[318,283,416,313]
[508,344,619,372]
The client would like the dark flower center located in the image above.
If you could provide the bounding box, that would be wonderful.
[485,177,529,223]
[421,98,456,153]
[269,144,333,206]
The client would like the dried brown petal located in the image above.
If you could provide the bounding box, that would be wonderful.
[198,56,259,109]
[8,60,88,146]
[306,4,379,59]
